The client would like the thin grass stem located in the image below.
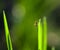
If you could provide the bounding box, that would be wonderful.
[3,10,13,50]
[43,17,47,50]
[38,19,42,50]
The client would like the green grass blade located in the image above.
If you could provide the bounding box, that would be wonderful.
[43,17,47,50]
[3,11,13,50]
[38,19,42,50]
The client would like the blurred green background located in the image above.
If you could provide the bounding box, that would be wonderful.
[0,0,60,50]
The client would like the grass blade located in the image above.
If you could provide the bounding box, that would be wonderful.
[43,17,47,50]
[38,19,42,50]
[3,10,13,50]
